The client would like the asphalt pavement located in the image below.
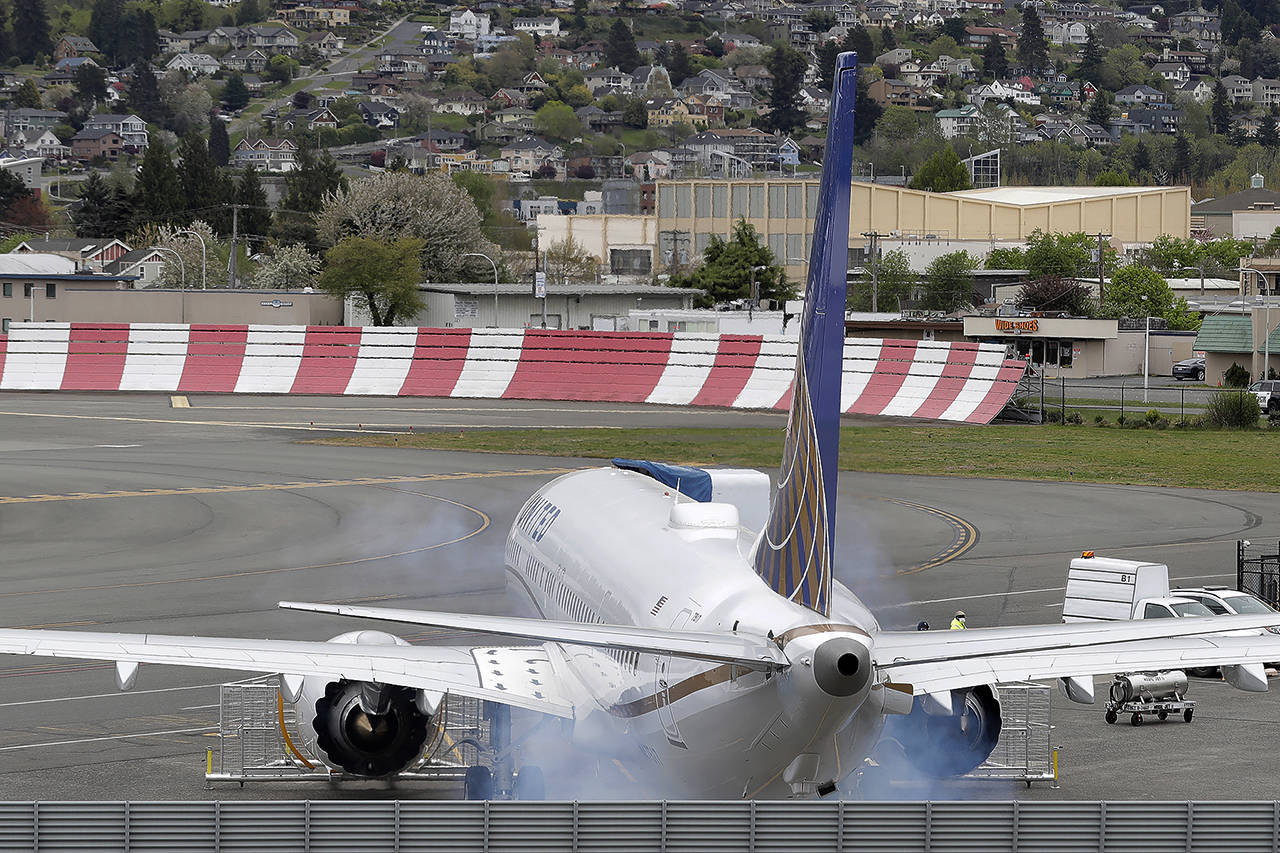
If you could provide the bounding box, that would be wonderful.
[0,393,1277,800]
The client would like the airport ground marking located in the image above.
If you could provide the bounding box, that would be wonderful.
[883,498,980,575]
[0,727,217,752]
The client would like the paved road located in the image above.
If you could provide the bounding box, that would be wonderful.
[0,394,1277,800]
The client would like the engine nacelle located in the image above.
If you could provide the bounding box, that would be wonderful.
[292,631,435,777]
[882,684,1003,777]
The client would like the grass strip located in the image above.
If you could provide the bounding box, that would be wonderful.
[313,425,1280,491]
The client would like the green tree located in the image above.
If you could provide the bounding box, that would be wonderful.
[13,79,41,109]
[73,64,108,107]
[13,0,51,63]
[236,0,262,25]
[209,116,230,167]
[543,236,599,282]
[235,166,271,246]
[1017,6,1048,73]
[0,170,31,213]
[1171,133,1192,180]
[89,0,124,62]
[1212,80,1231,135]
[1103,264,1199,329]
[1076,27,1102,81]
[1261,114,1280,149]
[921,251,978,312]
[72,171,113,237]
[117,7,160,65]
[1086,92,1112,129]
[764,41,808,135]
[274,147,346,244]
[1022,230,1116,278]
[982,37,1008,79]
[985,246,1026,269]
[127,62,165,124]
[605,19,641,71]
[534,100,581,141]
[132,139,181,226]
[816,39,840,90]
[705,33,724,57]
[266,53,299,83]
[0,1,12,63]
[319,236,425,326]
[848,248,914,311]
[1016,275,1094,316]
[1095,169,1131,186]
[176,131,222,228]
[667,219,796,308]
[222,72,250,111]
[841,25,873,60]
[665,41,692,86]
[909,145,972,192]
[622,98,648,128]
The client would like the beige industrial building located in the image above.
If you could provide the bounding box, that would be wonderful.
[540,181,1192,283]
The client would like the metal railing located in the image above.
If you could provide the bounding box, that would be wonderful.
[969,682,1055,785]
[2,800,1279,852]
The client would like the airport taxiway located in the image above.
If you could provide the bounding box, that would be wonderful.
[0,392,1277,800]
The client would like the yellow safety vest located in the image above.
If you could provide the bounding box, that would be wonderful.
[950,618,966,630]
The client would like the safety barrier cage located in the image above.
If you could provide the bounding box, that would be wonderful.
[965,682,1054,786]
[2,800,1280,852]
[1238,540,1280,610]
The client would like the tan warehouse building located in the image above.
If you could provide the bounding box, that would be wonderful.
[540,181,1192,282]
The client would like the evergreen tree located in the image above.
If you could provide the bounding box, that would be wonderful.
[89,0,125,63]
[13,0,51,63]
[816,39,840,90]
[117,7,159,65]
[73,171,113,237]
[222,72,250,111]
[127,62,165,124]
[704,33,724,57]
[209,116,230,167]
[982,37,1007,79]
[1133,138,1152,173]
[880,26,896,51]
[1260,114,1279,149]
[1076,27,1102,81]
[764,41,807,134]
[132,139,182,226]
[74,64,108,108]
[236,166,271,246]
[275,148,345,245]
[176,131,221,228]
[1212,80,1231,135]
[665,42,692,86]
[604,19,641,71]
[236,0,261,24]
[13,79,41,109]
[853,69,882,145]
[909,145,972,192]
[1087,91,1112,129]
[1017,6,1048,73]
[0,2,14,66]
[1172,132,1192,180]
[841,26,873,60]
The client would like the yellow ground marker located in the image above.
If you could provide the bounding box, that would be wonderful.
[170,395,190,408]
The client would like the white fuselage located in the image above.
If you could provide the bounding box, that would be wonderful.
[504,467,886,798]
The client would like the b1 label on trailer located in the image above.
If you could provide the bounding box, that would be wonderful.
[1063,555,1170,622]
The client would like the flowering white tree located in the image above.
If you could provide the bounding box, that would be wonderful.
[129,219,228,288]
[314,170,500,282]
[253,243,321,290]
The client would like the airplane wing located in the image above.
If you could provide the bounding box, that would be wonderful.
[278,601,789,670]
[0,628,575,718]
[874,615,1280,694]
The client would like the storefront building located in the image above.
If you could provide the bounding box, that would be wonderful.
[963,316,1196,378]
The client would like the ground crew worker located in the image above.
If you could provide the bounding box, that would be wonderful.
[950,610,967,630]
[916,620,929,631]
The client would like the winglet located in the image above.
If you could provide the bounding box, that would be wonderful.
[751,52,857,617]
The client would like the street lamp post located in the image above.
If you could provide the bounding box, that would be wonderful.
[149,246,186,322]
[1240,266,1273,381]
[173,229,208,290]
[749,264,768,320]
[1141,294,1151,403]
[463,252,500,327]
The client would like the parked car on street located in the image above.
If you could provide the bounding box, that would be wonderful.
[1249,379,1280,414]
[1172,357,1205,381]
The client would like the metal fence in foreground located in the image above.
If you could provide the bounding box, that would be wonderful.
[1,800,1278,852]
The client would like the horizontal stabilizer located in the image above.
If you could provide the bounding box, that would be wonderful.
[279,601,789,671]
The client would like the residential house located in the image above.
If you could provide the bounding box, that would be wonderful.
[875,48,913,66]
[166,53,221,76]
[1222,74,1253,103]
[12,238,131,270]
[963,25,1016,48]
[70,128,123,160]
[83,114,147,151]
[435,91,487,115]
[221,48,269,72]
[628,150,672,181]
[1115,84,1166,106]
[357,101,400,128]
[517,71,550,95]
[584,67,630,94]
[1127,107,1182,134]
[425,53,459,76]
[1152,62,1190,84]
[278,107,339,132]
[248,25,300,53]
[967,79,1038,107]
[491,88,528,109]
[936,104,981,138]
[500,137,564,174]
[103,248,169,287]
[242,74,266,95]
[571,41,604,70]
[512,17,560,37]
[684,93,726,126]
[1,109,67,138]
[1048,21,1087,45]
[1175,77,1213,104]
[869,77,935,111]
[1159,47,1209,73]
[1167,9,1221,43]
[53,35,99,61]
[1059,121,1112,146]
[205,25,246,47]
[448,9,491,40]
[632,66,673,96]
[282,4,352,28]
[646,97,700,128]
[232,137,298,172]
[423,129,467,151]
[575,105,622,132]
[377,53,429,74]
[718,32,763,50]
[15,129,68,161]
[1255,77,1280,108]
[301,31,345,56]
[732,64,772,92]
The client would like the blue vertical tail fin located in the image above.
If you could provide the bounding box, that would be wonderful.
[751,53,856,617]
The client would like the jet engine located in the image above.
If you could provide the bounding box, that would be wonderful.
[884,685,1003,777]
[291,631,435,777]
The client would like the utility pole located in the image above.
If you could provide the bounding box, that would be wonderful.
[1089,232,1111,302]
[229,204,240,289]
[862,231,888,312]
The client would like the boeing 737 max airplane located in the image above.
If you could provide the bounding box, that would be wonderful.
[5,53,1280,798]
